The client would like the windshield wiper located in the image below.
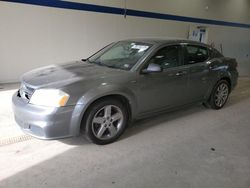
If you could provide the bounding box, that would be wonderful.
[82,60,121,70]
[81,58,94,64]
[81,58,88,62]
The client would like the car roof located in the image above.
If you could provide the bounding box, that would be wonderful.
[121,38,210,47]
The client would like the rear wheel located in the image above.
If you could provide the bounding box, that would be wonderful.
[208,80,230,109]
[83,99,128,145]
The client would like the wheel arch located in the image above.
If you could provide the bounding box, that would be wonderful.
[205,70,232,101]
[80,94,132,131]
[69,85,137,136]
[220,77,231,92]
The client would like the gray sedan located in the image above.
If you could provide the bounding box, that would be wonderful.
[12,39,238,144]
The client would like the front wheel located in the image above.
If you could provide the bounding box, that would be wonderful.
[209,80,230,109]
[83,99,128,145]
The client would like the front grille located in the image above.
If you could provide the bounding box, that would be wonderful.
[17,83,35,101]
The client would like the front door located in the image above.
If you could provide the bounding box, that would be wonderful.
[137,45,189,115]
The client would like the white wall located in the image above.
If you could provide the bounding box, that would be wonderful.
[0,0,250,83]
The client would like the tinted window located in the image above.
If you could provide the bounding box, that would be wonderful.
[148,45,181,69]
[186,45,209,64]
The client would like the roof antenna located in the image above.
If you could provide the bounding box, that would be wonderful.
[220,43,223,54]
[124,0,127,18]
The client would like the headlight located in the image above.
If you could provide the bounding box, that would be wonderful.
[29,89,70,107]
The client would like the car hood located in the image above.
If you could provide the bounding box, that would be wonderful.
[21,61,125,89]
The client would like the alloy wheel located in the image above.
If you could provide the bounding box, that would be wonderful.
[91,105,124,140]
[214,83,229,107]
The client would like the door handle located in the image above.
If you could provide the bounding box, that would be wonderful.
[175,71,186,76]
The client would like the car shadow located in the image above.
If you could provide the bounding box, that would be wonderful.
[121,104,206,141]
[226,78,250,107]
[60,77,250,145]
[59,135,90,145]
[61,103,206,145]
[124,78,250,141]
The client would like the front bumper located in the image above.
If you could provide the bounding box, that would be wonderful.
[12,91,78,139]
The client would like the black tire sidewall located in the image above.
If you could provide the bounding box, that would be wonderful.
[210,80,230,110]
[84,99,128,145]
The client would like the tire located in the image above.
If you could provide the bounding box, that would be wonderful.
[209,80,230,110]
[83,98,128,145]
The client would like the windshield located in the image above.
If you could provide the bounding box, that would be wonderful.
[88,41,152,70]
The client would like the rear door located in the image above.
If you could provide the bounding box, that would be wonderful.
[184,44,210,102]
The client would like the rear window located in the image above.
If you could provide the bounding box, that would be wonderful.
[210,48,223,58]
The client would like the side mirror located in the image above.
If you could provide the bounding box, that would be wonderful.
[141,63,162,74]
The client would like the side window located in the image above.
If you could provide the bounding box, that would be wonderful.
[148,45,181,69]
[186,45,209,64]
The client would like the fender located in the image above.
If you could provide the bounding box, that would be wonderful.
[204,63,232,100]
[68,84,138,136]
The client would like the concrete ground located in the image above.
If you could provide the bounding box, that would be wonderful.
[0,78,250,188]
